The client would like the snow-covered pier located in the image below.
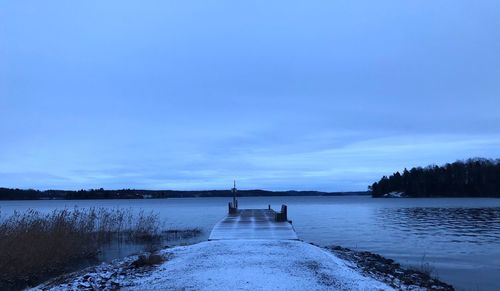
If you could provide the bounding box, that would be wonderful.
[208,208,299,240]
[209,181,298,240]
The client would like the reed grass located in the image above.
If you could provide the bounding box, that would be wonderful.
[0,208,162,288]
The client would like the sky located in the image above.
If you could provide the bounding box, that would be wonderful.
[1,1,499,191]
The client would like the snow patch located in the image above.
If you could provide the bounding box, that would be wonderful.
[383,192,405,198]
[33,240,395,290]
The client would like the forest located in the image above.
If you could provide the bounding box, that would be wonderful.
[0,187,367,200]
[370,158,500,197]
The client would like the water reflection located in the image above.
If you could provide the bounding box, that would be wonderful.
[377,207,500,244]
[98,233,203,262]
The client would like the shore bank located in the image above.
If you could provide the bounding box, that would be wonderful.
[328,246,453,290]
[31,240,453,290]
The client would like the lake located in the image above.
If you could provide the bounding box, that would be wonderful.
[1,196,499,290]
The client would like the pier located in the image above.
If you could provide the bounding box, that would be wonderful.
[209,182,298,240]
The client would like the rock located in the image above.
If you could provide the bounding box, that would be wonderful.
[78,281,91,288]
[327,245,454,291]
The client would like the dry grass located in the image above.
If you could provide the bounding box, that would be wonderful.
[163,228,202,240]
[409,254,436,278]
[0,208,162,288]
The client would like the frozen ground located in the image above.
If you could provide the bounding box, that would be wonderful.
[33,240,396,291]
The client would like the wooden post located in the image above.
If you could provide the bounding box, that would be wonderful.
[228,181,238,214]
[275,204,288,222]
[282,205,287,221]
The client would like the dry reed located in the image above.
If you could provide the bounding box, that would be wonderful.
[0,208,162,288]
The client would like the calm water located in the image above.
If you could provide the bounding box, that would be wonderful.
[1,196,499,291]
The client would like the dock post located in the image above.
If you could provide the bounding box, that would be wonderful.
[228,181,238,214]
[275,204,288,222]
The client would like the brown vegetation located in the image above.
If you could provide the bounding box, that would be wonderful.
[0,208,162,289]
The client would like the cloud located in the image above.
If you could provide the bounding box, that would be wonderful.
[1,131,498,191]
[1,0,499,190]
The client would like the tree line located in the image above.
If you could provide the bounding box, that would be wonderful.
[370,158,500,197]
[0,187,367,200]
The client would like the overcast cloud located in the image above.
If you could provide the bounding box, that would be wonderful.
[1,0,499,190]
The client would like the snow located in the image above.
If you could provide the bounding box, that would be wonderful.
[383,192,405,198]
[209,209,298,240]
[33,240,395,291]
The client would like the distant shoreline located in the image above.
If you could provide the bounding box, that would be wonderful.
[0,187,370,200]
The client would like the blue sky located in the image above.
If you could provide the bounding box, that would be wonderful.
[1,1,499,191]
